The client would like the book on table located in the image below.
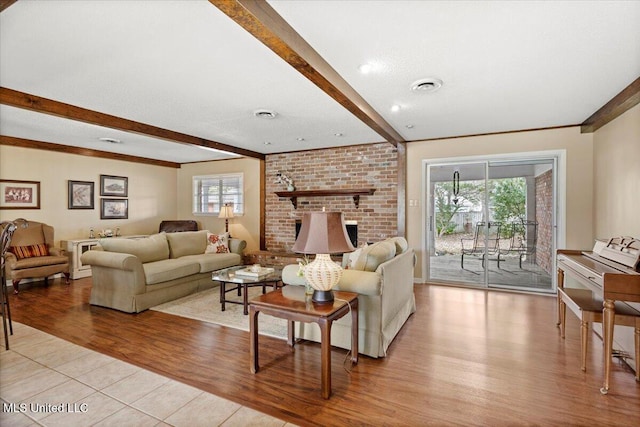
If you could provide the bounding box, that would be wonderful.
[235,267,275,279]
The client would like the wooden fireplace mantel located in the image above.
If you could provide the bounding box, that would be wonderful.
[274,189,376,209]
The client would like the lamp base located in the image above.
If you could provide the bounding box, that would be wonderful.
[312,289,334,304]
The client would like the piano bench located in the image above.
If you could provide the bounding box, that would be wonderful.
[558,287,640,381]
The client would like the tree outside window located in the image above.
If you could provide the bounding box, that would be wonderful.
[434,177,526,238]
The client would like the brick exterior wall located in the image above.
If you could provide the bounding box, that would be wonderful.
[535,169,553,274]
[265,143,398,252]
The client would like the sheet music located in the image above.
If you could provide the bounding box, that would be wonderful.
[591,236,640,272]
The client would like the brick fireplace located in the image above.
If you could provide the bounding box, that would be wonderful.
[264,143,399,253]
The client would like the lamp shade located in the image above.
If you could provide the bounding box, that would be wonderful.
[292,212,354,303]
[292,211,355,254]
[218,204,234,219]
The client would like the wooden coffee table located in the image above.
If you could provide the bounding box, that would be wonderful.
[249,286,358,399]
[212,266,282,315]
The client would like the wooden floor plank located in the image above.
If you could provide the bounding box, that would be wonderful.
[4,278,640,426]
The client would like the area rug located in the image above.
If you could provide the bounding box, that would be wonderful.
[150,287,288,339]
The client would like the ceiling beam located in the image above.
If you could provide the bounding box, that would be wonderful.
[0,87,265,160]
[210,0,404,146]
[0,135,181,168]
[0,0,18,13]
[581,76,640,133]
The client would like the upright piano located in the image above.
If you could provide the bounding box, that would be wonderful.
[557,236,640,394]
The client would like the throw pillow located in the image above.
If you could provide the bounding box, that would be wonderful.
[353,240,396,272]
[387,237,409,254]
[10,243,50,260]
[205,232,229,254]
[345,244,368,269]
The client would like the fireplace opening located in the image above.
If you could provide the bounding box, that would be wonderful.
[295,219,357,249]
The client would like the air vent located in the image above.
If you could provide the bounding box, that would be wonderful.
[253,109,278,119]
[410,78,443,93]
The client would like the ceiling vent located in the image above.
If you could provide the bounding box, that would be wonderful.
[253,109,278,119]
[410,78,443,93]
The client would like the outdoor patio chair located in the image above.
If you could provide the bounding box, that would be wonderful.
[497,220,538,268]
[460,221,502,269]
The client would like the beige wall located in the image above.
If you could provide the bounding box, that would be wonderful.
[407,126,594,278]
[0,145,177,245]
[177,158,262,253]
[593,103,640,238]
[1,146,262,252]
[591,103,640,357]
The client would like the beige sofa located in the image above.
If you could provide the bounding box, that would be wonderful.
[81,231,246,313]
[282,237,416,358]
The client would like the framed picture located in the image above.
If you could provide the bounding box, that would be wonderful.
[0,179,41,209]
[68,180,94,209]
[100,175,128,197]
[101,198,128,219]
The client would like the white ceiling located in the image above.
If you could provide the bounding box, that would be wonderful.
[1,0,639,164]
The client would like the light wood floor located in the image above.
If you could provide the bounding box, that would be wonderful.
[5,278,640,426]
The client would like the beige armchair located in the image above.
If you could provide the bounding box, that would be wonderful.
[3,220,69,293]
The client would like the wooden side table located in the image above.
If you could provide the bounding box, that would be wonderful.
[249,287,358,399]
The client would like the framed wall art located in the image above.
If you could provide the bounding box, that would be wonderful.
[0,179,41,209]
[68,180,95,209]
[100,198,128,219]
[100,175,128,197]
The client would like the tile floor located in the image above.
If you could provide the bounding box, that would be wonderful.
[1,322,296,426]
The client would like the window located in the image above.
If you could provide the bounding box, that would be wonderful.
[193,173,243,215]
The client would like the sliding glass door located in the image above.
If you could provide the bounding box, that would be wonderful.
[425,156,556,293]
[427,162,488,287]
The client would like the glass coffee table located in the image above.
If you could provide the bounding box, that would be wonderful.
[212,266,282,315]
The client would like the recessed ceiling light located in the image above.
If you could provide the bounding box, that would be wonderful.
[253,109,278,119]
[359,61,387,74]
[405,124,414,129]
[410,78,443,93]
[296,137,305,142]
[334,132,343,137]
[391,104,401,112]
[264,141,272,145]
[358,63,373,74]
[98,137,122,144]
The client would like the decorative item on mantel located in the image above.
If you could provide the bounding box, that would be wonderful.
[275,171,295,191]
